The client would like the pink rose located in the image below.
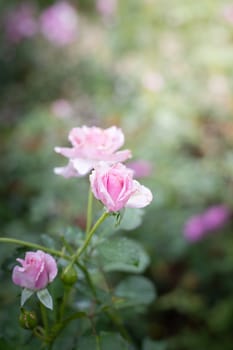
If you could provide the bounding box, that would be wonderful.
[54,126,132,177]
[12,250,57,291]
[90,162,153,212]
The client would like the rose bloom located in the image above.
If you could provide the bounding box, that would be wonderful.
[90,162,153,212]
[12,250,57,291]
[40,1,78,46]
[54,126,131,178]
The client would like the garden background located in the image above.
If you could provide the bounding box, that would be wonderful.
[0,0,233,349]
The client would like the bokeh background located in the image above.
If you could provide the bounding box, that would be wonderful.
[1,0,233,349]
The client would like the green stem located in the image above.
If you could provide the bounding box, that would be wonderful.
[96,336,101,350]
[0,238,70,260]
[59,286,71,322]
[104,309,131,342]
[74,211,109,261]
[76,261,97,299]
[40,303,49,337]
[86,187,93,235]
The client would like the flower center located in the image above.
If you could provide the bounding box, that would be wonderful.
[107,174,124,201]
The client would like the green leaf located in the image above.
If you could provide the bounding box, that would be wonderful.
[21,288,34,307]
[40,234,56,249]
[77,332,133,350]
[0,338,14,350]
[63,227,84,247]
[118,208,144,231]
[142,338,168,350]
[115,276,156,307]
[96,237,150,273]
[37,288,53,310]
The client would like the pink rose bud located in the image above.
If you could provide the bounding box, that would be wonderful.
[54,126,132,178]
[12,250,58,291]
[90,162,153,212]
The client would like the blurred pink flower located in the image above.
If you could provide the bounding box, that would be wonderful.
[183,215,205,242]
[51,99,73,119]
[142,72,164,92]
[96,0,117,17]
[4,3,37,43]
[12,250,57,291]
[184,204,231,242]
[90,162,153,212]
[222,4,233,24]
[40,1,78,46]
[127,160,153,178]
[54,126,132,177]
[202,205,231,231]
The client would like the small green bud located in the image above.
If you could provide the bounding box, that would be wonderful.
[19,309,38,330]
[61,265,78,285]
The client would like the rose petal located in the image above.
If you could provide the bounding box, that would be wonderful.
[126,180,153,209]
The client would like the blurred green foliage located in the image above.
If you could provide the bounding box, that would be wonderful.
[0,0,233,349]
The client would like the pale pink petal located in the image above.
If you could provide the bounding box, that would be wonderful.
[126,180,153,208]
[105,126,125,151]
[54,161,80,178]
[43,252,58,282]
[72,158,95,175]
[103,149,132,162]
[12,266,26,287]
[35,268,49,290]
[54,146,77,158]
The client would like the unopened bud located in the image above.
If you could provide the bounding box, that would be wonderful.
[61,265,78,285]
[19,309,38,330]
